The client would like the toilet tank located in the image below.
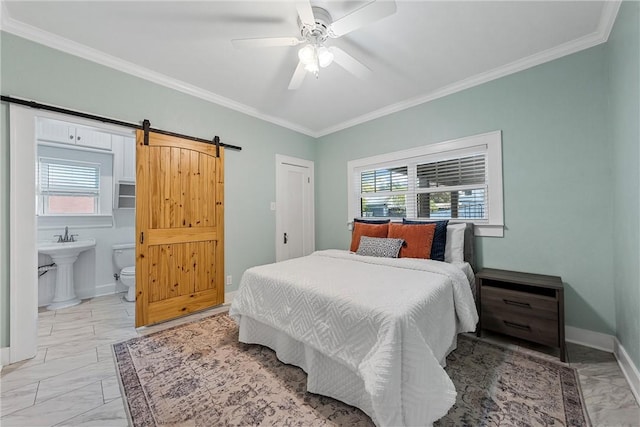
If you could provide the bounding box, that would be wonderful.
[112,243,135,270]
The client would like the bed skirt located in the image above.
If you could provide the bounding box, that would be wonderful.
[237,314,459,426]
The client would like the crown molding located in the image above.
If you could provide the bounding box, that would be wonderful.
[1,1,621,140]
[315,0,622,137]
[0,12,316,138]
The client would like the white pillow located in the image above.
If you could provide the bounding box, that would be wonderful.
[445,223,466,263]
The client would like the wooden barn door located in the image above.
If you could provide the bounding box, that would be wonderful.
[135,130,224,327]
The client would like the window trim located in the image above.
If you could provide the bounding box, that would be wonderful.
[37,156,102,216]
[36,135,117,229]
[347,131,504,237]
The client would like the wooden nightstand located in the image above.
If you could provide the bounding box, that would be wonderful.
[476,268,566,362]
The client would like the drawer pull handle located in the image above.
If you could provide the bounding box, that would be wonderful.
[503,299,531,309]
[503,320,531,331]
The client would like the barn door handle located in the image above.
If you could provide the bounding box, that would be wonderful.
[283,233,288,244]
[140,232,144,244]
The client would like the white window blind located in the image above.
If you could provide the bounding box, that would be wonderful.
[360,166,408,217]
[37,157,100,215]
[415,153,487,219]
[348,131,504,237]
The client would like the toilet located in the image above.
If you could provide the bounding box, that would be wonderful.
[112,243,136,302]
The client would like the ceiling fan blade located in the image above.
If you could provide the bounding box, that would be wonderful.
[330,47,372,79]
[231,37,302,49]
[329,0,397,38]
[288,62,307,90]
[295,0,315,27]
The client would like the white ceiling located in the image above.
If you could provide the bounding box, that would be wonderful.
[1,1,620,137]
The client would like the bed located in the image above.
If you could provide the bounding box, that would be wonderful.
[229,223,479,426]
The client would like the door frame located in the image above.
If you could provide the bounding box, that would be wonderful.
[6,105,133,364]
[8,105,38,363]
[275,154,315,262]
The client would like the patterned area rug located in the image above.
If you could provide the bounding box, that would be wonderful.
[113,313,588,426]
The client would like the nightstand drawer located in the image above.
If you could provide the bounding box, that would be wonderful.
[476,268,566,361]
[482,286,558,321]
[482,310,559,347]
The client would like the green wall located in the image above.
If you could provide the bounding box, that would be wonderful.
[0,32,316,347]
[316,45,616,336]
[608,1,640,369]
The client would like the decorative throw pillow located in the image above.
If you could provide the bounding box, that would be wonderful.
[356,236,404,258]
[388,223,436,259]
[354,218,391,224]
[445,223,466,263]
[350,221,389,252]
[402,219,449,261]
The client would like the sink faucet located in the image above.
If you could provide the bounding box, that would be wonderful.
[54,227,78,243]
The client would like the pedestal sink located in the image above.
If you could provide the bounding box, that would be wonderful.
[38,239,96,310]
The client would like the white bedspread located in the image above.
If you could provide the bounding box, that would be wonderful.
[229,249,478,426]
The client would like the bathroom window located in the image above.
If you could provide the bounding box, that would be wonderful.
[37,157,101,215]
[37,141,114,228]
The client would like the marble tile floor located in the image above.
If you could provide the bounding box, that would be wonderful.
[1,294,638,426]
[1,293,229,426]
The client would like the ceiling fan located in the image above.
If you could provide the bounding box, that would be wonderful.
[231,0,397,90]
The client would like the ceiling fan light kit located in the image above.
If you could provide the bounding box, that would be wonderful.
[296,7,333,77]
[298,44,334,77]
[231,0,397,89]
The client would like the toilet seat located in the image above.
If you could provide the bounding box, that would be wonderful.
[121,266,135,276]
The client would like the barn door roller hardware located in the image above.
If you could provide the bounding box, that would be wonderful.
[1,95,241,154]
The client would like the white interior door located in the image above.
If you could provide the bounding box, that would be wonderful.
[276,155,314,262]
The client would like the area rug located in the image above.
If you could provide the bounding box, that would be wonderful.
[113,313,589,426]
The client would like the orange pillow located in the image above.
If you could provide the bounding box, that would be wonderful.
[350,222,390,252]
[388,223,436,259]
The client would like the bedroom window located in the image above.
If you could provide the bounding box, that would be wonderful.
[416,154,486,219]
[348,131,504,237]
[361,166,408,217]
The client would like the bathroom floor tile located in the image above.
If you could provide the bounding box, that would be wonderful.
[50,319,92,332]
[85,295,126,308]
[0,381,104,427]
[95,344,115,363]
[52,311,92,323]
[38,324,53,337]
[35,358,116,403]
[55,397,128,427]
[51,301,94,314]
[90,308,130,322]
[0,382,39,417]
[1,348,48,376]
[100,375,122,403]
[43,339,112,362]
[1,350,98,393]
[39,325,95,347]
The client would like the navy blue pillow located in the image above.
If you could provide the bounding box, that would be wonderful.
[402,219,449,261]
[354,218,391,224]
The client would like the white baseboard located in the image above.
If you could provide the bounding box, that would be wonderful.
[614,338,640,405]
[0,347,10,369]
[565,325,614,352]
[566,326,639,405]
[76,282,117,300]
[94,282,118,298]
[225,291,236,305]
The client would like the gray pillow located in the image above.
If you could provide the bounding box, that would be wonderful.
[356,236,404,258]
